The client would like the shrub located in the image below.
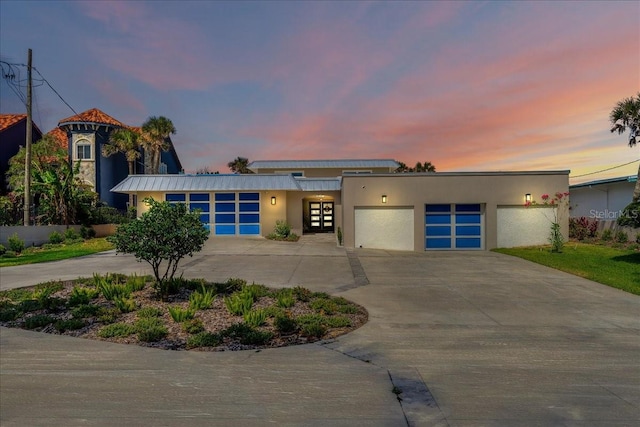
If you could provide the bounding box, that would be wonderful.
[224,292,254,315]
[274,314,298,334]
[300,320,326,339]
[617,201,640,228]
[601,229,613,241]
[7,233,24,254]
[167,306,195,322]
[216,278,246,294]
[336,304,359,314]
[243,283,270,300]
[0,307,20,322]
[71,304,102,319]
[113,296,137,313]
[276,289,295,308]
[292,286,312,302]
[97,307,120,324]
[98,322,136,338]
[615,230,629,243]
[135,317,168,342]
[137,306,163,318]
[2,250,17,258]
[187,331,222,348]
[569,217,599,241]
[95,274,131,301]
[0,244,5,255]
[325,316,351,328]
[137,325,168,342]
[108,198,209,300]
[125,274,147,293]
[24,315,55,329]
[223,323,272,345]
[64,228,80,241]
[243,308,267,327]
[274,220,291,238]
[80,225,96,239]
[189,285,216,310]
[310,298,337,315]
[182,318,205,334]
[68,286,99,307]
[54,318,85,332]
[18,299,41,313]
[49,231,64,244]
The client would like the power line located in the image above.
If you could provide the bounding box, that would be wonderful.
[570,158,640,178]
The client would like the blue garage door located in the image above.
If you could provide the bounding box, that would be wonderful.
[214,192,260,235]
[425,204,483,250]
[166,193,211,232]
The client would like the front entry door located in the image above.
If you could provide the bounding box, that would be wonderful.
[309,201,334,232]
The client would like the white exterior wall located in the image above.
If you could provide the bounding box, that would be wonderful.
[570,181,635,220]
[354,208,414,251]
[497,206,557,248]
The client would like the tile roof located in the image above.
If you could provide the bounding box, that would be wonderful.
[46,127,68,150]
[58,108,127,128]
[111,174,305,193]
[248,159,400,171]
[0,114,27,132]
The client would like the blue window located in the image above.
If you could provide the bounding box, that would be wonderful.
[240,214,259,223]
[215,203,235,213]
[456,238,482,249]
[199,214,210,223]
[455,204,481,212]
[426,204,451,213]
[189,202,210,213]
[426,226,451,236]
[166,193,186,202]
[239,203,260,212]
[190,193,210,202]
[215,193,235,201]
[215,214,235,223]
[456,214,481,224]
[239,193,259,201]
[215,225,235,235]
[426,238,451,249]
[239,224,260,235]
[425,214,451,224]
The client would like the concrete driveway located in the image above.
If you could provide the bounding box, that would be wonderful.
[1,236,639,426]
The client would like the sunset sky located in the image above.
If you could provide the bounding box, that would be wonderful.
[1,1,638,183]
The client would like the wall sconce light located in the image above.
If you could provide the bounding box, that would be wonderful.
[525,193,532,203]
[271,196,277,205]
[381,195,387,203]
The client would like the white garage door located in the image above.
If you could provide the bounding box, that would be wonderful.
[355,208,414,251]
[497,206,556,247]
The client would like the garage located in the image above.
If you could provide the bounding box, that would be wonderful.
[497,206,554,247]
[354,207,414,251]
[425,204,484,250]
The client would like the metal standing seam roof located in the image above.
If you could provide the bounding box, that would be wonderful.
[295,177,342,191]
[111,174,306,193]
[247,159,399,170]
[570,175,637,188]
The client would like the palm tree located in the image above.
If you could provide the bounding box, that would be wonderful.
[227,156,253,174]
[609,93,640,201]
[414,161,436,172]
[141,116,176,175]
[102,128,141,207]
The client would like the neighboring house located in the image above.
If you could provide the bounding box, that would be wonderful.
[57,108,182,210]
[569,176,637,220]
[0,114,44,195]
[112,159,569,251]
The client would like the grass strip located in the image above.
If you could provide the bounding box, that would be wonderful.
[0,238,114,267]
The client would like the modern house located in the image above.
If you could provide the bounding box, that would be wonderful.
[57,108,182,210]
[569,175,637,220]
[112,159,570,251]
[0,114,44,195]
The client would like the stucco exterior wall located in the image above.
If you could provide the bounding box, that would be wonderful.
[341,172,569,251]
[570,181,635,220]
[497,206,557,247]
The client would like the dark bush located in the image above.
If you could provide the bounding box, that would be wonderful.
[569,217,599,241]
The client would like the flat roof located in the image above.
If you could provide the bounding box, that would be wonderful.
[248,159,399,171]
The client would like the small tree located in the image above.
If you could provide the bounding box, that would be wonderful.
[108,198,209,299]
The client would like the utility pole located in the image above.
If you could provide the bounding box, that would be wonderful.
[23,48,32,226]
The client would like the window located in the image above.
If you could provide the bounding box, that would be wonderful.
[76,141,92,160]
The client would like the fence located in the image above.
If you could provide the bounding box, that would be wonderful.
[0,224,118,247]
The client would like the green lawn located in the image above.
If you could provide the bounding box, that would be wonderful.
[0,238,114,267]
[493,243,640,295]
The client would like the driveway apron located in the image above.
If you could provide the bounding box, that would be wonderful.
[1,236,639,426]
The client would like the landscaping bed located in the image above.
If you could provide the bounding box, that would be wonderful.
[0,274,367,351]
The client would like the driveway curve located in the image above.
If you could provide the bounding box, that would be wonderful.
[1,236,639,426]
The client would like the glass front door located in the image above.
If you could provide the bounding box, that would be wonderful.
[309,201,334,232]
